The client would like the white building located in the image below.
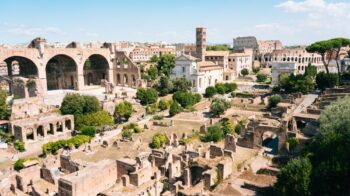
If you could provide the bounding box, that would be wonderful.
[172,54,224,93]
[129,45,176,62]
[228,49,253,78]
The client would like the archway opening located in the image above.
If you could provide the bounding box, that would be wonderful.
[37,126,44,138]
[48,123,54,135]
[2,56,39,95]
[57,122,63,132]
[123,74,128,86]
[26,129,34,140]
[46,55,78,90]
[262,131,279,155]
[83,54,109,86]
[116,74,121,85]
[65,119,72,130]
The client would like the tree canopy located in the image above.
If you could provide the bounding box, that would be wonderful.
[60,94,100,116]
[114,101,133,122]
[156,54,175,77]
[210,98,231,117]
[136,88,158,105]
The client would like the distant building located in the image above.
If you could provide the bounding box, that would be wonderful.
[129,45,176,62]
[172,27,235,93]
[228,49,253,78]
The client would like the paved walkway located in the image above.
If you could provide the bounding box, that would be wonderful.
[293,93,318,114]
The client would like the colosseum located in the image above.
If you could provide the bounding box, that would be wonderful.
[0,37,141,97]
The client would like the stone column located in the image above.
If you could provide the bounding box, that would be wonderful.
[52,124,57,135]
[33,127,38,141]
[183,168,191,188]
[61,121,66,132]
[108,68,114,84]
[76,64,85,90]
[37,63,47,95]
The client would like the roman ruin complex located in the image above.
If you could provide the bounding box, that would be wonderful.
[0,38,142,97]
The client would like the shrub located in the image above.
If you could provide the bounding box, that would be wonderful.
[14,158,25,171]
[158,100,169,111]
[256,73,267,83]
[146,103,158,114]
[153,115,164,120]
[123,123,142,134]
[202,125,224,142]
[136,88,158,105]
[122,129,133,139]
[268,94,282,109]
[150,133,168,149]
[222,121,235,135]
[80,126,96,137]
[14,140,25,152]
[224,83,237,93]
[42,135,91,155]
[205,86,217,98]
[235,123,242,134]
[252,67,260,74]
[169,101,182,116]
[75,111,113,130]
[173,91,201,108]
[241,68,249,76]
[231,92,254,98]
[210,98,231,117]
[215,83,226,94]
[114,101,133,122]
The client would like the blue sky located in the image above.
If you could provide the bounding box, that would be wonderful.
[0,0,349,45]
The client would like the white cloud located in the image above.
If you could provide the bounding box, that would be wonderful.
[273,0,350,44]
[1,23,65,36]
[276,0,350,18]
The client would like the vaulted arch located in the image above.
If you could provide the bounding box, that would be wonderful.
[83,54,109,86]
[45,54,78,90]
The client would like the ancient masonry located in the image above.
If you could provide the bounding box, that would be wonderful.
[0,38,142,97]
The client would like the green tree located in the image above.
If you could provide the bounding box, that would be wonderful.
[147,66,158,80]
[316,71,339,90]
[172,77,191,92]
[0,89,10,120]
[150,55,159,63]
[268,94,282,109]
[136,88,158,105]
[210,98,231,117]
[169,101,182,116]
[75,111,113,130]
[60,94,100,116]
[202,125,224,142]
[205,86,217,98]
[114,101,133,122]
[240,68,249,77]
[222,121,235,135]
[80,126,96,137]
[83,95,100,114]
[14,140,25,152]
[256,73,267,83]
[150,133,168,148]
[306,40,334,74]
[274,157,312,196]
[304,63,317,79]
[157,54,175,77]
[215,83,226,95]
[224,83,237,93]
[157,76,174,96]
[158,100,169,111]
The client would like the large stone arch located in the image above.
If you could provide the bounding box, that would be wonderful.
[83,54,110,86]
[45,54,78,90]
[2,56,39,78]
